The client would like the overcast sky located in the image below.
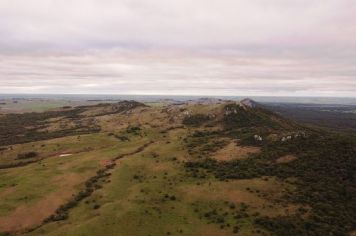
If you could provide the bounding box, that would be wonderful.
[0,0,355,96]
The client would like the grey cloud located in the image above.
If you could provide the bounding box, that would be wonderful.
[1,51,355,96]
[1,0,356,51]
[0,0,355,96]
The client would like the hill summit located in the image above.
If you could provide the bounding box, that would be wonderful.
[239,98,259,108]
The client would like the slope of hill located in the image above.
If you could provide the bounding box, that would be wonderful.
[0,99,355,236]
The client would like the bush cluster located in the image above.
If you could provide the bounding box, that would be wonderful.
[186,132,356,235]
[16,151,38,160]
[182,114,210,127]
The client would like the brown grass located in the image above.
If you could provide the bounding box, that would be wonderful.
[213,141,260,161]
[276,154,297,163]
[180,178,301,217]
[0,187,15,198]
[0,173,86,232]
[100,159,115,167]
[181,182,260,205]
[0,192,68,232]
[193,224,236,236]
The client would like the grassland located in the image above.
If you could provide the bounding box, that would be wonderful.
[0,100,354,236]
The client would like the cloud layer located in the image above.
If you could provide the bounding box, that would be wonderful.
[1,0,355,96]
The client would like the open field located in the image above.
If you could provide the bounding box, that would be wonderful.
[0,99,355,236]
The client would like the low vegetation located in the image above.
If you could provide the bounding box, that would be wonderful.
[186,132,356,235]
[16,152,38,160]
[0,99,355,236]
[182,114,211,127]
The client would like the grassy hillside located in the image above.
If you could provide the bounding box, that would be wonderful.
[0,100,354,236]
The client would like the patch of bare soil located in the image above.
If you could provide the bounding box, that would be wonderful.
[0,187,16,198]
[0,173,85,233]
[213,141,260,161]
[181,184,257,205]
[276,154,297,163]
[59,153,72,157]
[194,224,235,236]
[100,159,115,167]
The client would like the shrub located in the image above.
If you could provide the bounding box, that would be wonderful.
[16,151,38,159]
[183,114,210,127]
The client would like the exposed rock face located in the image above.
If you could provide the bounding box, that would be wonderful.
[182,110,191,116]
[280,131,307,142]
[224,105,238,115]
[281,136,292,142]
[240,98,258,108]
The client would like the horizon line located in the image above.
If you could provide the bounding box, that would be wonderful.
[0,93,356,99]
